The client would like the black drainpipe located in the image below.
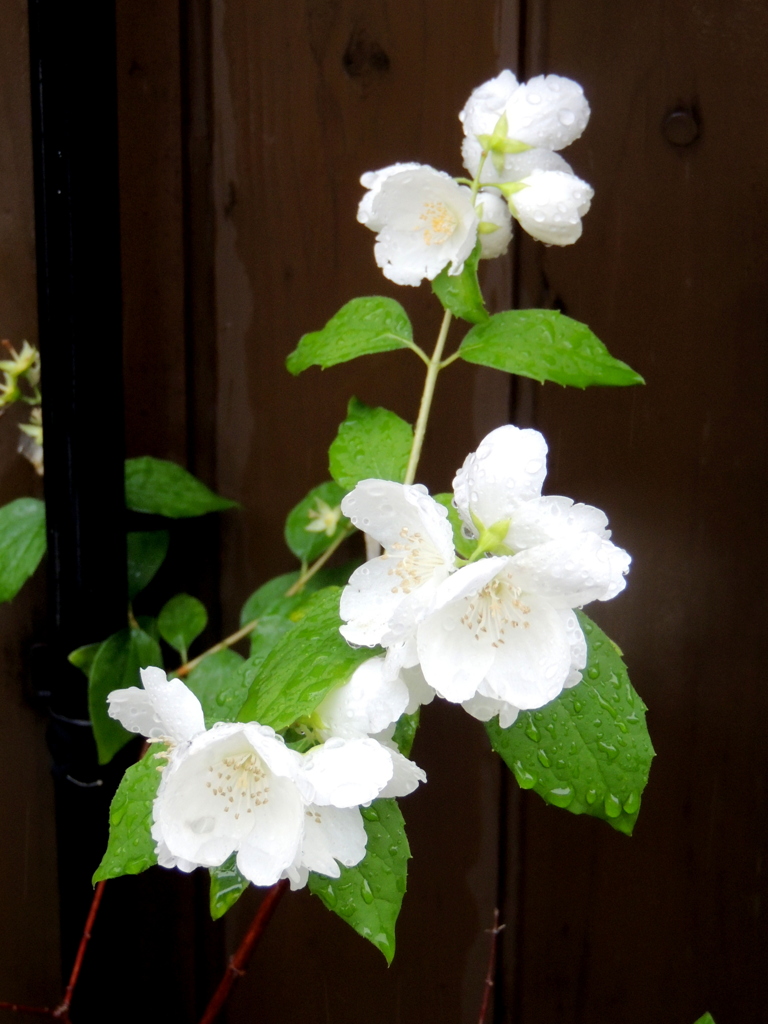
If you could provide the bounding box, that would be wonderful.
[28,0,130,978]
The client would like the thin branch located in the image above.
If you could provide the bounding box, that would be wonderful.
[477,908,505,1024]
[0,882,107,1021]
[51,881,107,1021]
[403,308,452,486]
[198,880,289,1024]
[175,525,355,678]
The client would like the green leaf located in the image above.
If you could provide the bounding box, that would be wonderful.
[125,457,238,517]
[284,481,349,563]
[158,593,208,662]
[237,587,374,730]
[0,497,46,602]
[89,627,164,765]
[184,649,246,727]
[136,615,160,642]
[209,855,250,920]
[329,398,413,491]
[127,530,169,601]
[239,564,361,636]
[68,641,103,678]
[431,243,489,325]
[459,310,644,388]
[433,493,477,560]
[309,799,409,963]
[693,1016,716,1024]
[93,748,163,882]
[391,709,420,759]
[286,297,413,375]
[486,613,654,836]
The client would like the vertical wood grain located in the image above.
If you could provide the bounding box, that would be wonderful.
[504,2,768,1021]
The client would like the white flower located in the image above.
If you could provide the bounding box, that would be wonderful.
[511,169,593,245]
[460,72,589,156]
[476,190,513,259]
[340,479,455,648]
[357,164,478,286]
[416,556,586,709]
[153,720,424,888]
[410,425,629,712]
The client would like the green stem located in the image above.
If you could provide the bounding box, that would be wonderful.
[403,308,453,486]
[403,340,431,366]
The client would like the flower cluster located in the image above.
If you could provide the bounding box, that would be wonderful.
[0,340,43,475]
[339,425,630,729]
[108,666,425,889]
[357,70,594,286]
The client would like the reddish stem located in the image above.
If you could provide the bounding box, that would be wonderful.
[51,880,107,1021]
[198,879,290,1024]
[477,908,505,1024]
[0,881,107,1022]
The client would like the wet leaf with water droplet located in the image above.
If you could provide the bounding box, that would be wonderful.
[431,242,489,325]
[237,588,378,730]
[458,309,644,389]
[89,627,164,765]
[209,854,249,920]
[93,748,162,883]
[308,798,409,963]
[486,612,654,835]
[329,398,413,490]
[185,648,246,726]
[286,297,413,375]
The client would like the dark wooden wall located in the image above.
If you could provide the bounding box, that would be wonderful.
[1,0,767,1021]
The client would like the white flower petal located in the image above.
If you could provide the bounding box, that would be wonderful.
[503,75,590,151]
[476,191,513,259]
[316,656,409,739]
[340,481,455,646]
[505,495,609,551]
[235,781,305,886]
[401,663,436,713]
[140,666,206,743]
[359,165,478,286]
[462,692,520,729]
[416,558,511,702]
[418,557,573,709]
[512,169,593,246]
[509,532,631,608]
[481,593,572,709]
[560,608,587,687]
[459,69,519,138]
[378,748,427,798]
[108,686,166,739]
[298,804,368,879]
[298,737,394,808]
[358,162,423,229]
[453,425,548,534]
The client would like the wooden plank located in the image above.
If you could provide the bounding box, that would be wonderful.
[505,2,768,1021]
[0,0,61,1008]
